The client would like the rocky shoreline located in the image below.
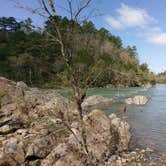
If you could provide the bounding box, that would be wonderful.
[0,77,165,166]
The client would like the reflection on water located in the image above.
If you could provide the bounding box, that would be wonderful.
[87,84,166,153]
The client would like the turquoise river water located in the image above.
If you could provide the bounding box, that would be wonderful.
[86,84,166,153]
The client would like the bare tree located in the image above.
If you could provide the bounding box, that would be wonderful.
[17,0,97,162]
[14,0,105,164]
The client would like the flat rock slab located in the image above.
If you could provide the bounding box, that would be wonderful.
[125,95,149,105]
[82,95,113,108]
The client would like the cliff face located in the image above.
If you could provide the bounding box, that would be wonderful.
[0,77,160,166]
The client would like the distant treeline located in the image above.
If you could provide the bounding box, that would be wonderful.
[156,71,166,83]
[0,16,155,88]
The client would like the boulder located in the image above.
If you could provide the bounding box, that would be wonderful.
[16,81,29,90]
[109,113,131,151]
[67,110,131,161]
[41,143,68,166]
[125,95,149,105]
[84,109,117,160]
[15,81,29,96]
[0,137,25,165]
[25,137,53,160]
[0,78,29,128]
[41,143,87,166]
[0,77,77,135]
[82,95,113,108]
[68,109,119,161]
[0,77,29,98]
[53,152,84,166]
[0,102,28,124]
[24,90,78,118]
[0,77,16,94]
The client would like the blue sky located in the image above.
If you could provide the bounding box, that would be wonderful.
[1,0,166,73]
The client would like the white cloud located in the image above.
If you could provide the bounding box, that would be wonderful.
[105,3,155,29]
[105,16,123,29]
[105,3,166,46]
[146,27,166,45]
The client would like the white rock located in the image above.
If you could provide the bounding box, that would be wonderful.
[125,95,149,105]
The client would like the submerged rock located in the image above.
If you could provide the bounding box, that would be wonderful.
[125,95,149,105]
[82,95,113,109]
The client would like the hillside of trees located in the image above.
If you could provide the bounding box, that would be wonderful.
[156,71,166,83]
[0,16,155,88]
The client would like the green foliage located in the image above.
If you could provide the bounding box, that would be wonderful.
[0,16,155,88]
[156,71,166,83]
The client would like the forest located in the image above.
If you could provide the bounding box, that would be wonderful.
[0,16,155,88]
[156,71,166,83]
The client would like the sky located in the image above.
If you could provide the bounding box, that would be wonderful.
[1,0,166,73]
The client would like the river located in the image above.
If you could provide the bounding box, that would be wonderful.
[86,84,166,153]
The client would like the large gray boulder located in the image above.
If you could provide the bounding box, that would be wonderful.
[82,95,113,109]
[83,109,119,160]
[24,90,78,118]
[68,109,131,162]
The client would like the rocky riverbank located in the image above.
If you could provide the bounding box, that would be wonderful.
[0,77,164,166]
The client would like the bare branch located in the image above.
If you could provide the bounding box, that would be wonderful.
[47,0,57,16]
[74,0,93,21]
[40,0,52,16]
[66,0,73,20]
[13,0,98,161]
